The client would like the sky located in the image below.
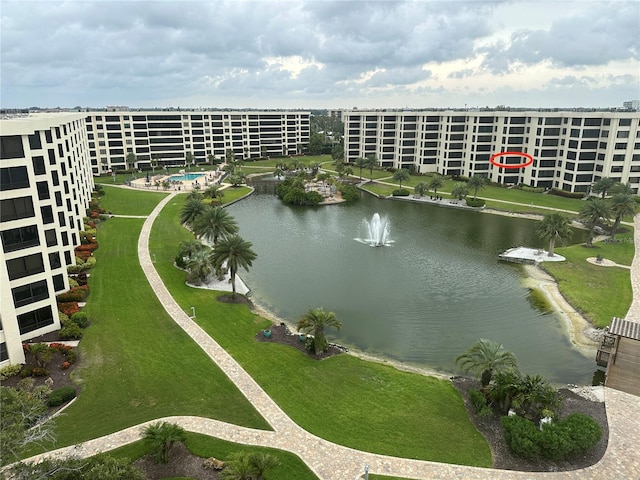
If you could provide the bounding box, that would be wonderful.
[1,0,639,110]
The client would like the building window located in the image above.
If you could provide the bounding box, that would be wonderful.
[0,136,25,159]
[17,305,55,335]
[52,273,65,291]
[0,166,29,190]
[1,225,39,252]
[40,206,54,224]
[0,197,35,222]
[11,280,49,308]
[45,229,57,246]
[36,181,50,200]
[6,253,45,280]
[32,155,46,175]
[48,252,62,270]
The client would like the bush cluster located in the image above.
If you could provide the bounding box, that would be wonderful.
[70,311,90,328]
[465,198,486,208]
[20,367,48,377]
[391,189,410,196]
[469,389,492,417]
[501,413,602,460]
[58,302,80,317]
[48,386,77,406]
[0,364,23,380]
[548,188,584,199]
[56,285,90,303]
[337,184,360,202]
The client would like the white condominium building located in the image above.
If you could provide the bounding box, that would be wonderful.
[84,111,310,175]
[343,111,640,194]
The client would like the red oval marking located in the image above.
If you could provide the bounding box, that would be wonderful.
[490,152,534,169]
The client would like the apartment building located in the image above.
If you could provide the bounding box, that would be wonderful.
[85,111,310,175]
[0,113,94,366]
[343,111,640,194]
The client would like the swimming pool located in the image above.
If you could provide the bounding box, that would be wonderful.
[169,173,205,182]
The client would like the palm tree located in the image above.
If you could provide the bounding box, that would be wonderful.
[178,239,205,260]
[365,155,377,181]
[185,151,194,168]
[192,206,239,245]
[414,182,428,198]
[392,168,410,190]
[296,307,342,355]
[451,182,468,201]
[611,181,633,195]
[355,157,367,180]
[592,177,616,199]
[609,193,637,238]
[221,452,254,480]
[186,248,214,284]
[180,195,205,228]
[487,369,523,414]
[210,234,257,299]
[248,452,280,480]
[536,213,572,257]
[309,161,321,176]
[428,174,444,197]
[142,422,186,464]
[455,339,518,387]
[579,198,612,246]
[203,184,224,203]
[126,152,137,172]
[467,175,488,200]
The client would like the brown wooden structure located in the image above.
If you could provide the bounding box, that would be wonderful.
[596,317,640,397]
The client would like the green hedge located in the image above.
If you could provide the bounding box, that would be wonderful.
[465,198,486,208]
[392,189,410,196]
[549,188,584,199]
[48,386,77,406]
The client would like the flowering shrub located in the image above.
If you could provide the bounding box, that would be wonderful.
[61,361,71,370]
[49,343,72,353]
[58,302,80,317]
[56,286,89,303]
[31,367,48,377]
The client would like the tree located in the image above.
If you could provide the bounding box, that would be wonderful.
[248,452,280,480]
[365,155,377,181]
[203,184,224,203]
[186,248,214,284]
[355,157,367,180]
[0,379,53,466]
[392,168,410,190]
[451,182,468,201]
[455,339,518,387]
[180,194,206,228]
[331,143,344,163]
[210,234,257,299]
[467,175,488,200]
[309,161,321,176]
[207,153,217,165]
[428,174,444,197]
[609,193,637,239]
[6,455,145,480]
[185,151,194,167]
[579,198,612,246]
[536,213,572,257]
[592,177,616,199]
[192,206,239,245]
[308,132,324,155]
[296,307,342,355]
[414,182,428,198]
[151,154,159,174]
[611,181,633,195]
[126,152,137,171]
[178,239,205,261]
[142,421,186,464]
[221,452,254,480]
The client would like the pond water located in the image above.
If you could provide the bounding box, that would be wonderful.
[228,193,595,384]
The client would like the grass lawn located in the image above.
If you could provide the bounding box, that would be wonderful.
[39,215,270,453]
[109,432,318,479]
[98,186,169,216]
[150,194,492,467]
[218,186,253,203]
[542,232,634,328]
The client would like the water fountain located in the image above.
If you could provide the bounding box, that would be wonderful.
[364,213,391,247]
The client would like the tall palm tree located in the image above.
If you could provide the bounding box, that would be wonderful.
[126,152,137,171]
[142,422,186,464]
[611,181,633,195]
[591,177,616,199]
[579,198,612,246]
[355,157,367,180]
[414,182,428,198]
[365,155,377,181]
[180,195,205,228]
[451,182,468,201]
[609,193,637,239]
[392,168,411,190]
[455,338,518,387]
[186,248,214,284]
[296,307,342,355]
[428,175,444,197]
[210,234,257,299]
[467,175,488,200]
[192,206,239,245]
[536,213,572,257]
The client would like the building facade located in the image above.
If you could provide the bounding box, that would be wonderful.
[343,110,640,193]
[84,111,310,175]
[1,113,94,366]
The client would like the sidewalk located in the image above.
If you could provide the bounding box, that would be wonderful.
[20,194,640,480]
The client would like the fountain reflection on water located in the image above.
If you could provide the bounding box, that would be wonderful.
[358,213,393,247]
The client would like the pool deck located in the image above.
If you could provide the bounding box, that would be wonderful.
[499,246,566,264]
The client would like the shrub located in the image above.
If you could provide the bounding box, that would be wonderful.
[67,264,86,274]
[392,189,410,196]
[59,322,83,340]
[56,286,89,303]
[58,302,80,316]
[337,184,360,202]
[75,273,88,286]
[61,361,71,369]
[84,257,97,269]
[58,312,70,325]
[49,342,72,352]
[31,367,49,377]
[469,389,492,417]
[549,188,584,199]
[0,364,23,380]
[561,413,603,456]
[70,312,90,328]
[64,348,77,364]
[175,254,187,269]
[48,386,77,406]
[20,367,33,378]
[501,415,541,459]
[465,198,486,208]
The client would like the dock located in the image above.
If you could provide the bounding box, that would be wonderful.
[597,317,640,397]
[498,246,566,265]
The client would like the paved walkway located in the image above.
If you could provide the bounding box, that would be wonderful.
[21,194,640,479]
[624,215,640,322]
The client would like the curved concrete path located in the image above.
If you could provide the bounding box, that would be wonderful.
[22,194,640,480]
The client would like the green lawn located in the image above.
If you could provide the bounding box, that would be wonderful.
[542,232,634,328]
[109,432,318,479]
[41,215,270,453]
[150,195,492,467]
[98,186,168,216]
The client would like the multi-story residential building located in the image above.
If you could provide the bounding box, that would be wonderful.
[343,110,640,194]
[85,111,310,175]
[0,113,94,366]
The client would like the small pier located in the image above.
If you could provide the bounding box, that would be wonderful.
[596,317,640,397]
[498,246,566,265]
